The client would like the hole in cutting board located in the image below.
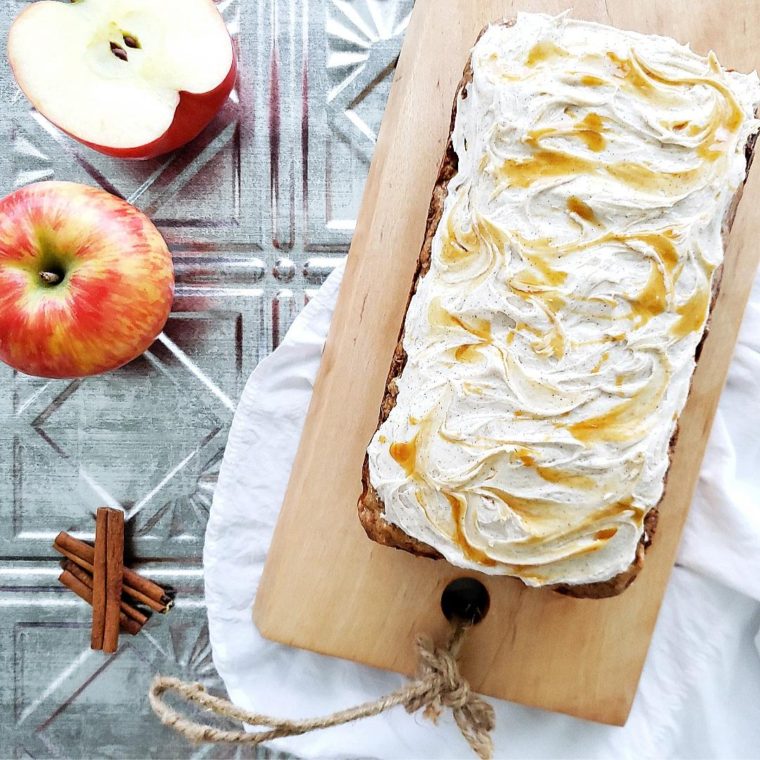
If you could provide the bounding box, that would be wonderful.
[441,577,490,624]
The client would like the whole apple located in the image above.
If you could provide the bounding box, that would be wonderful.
[8,0,236,159]
[0,181,174,378]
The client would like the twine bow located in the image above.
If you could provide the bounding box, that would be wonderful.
[148,618,496,758]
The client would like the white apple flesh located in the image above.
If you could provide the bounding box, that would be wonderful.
[8,0,236,159]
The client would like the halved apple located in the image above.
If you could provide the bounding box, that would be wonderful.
[8,0,236,159]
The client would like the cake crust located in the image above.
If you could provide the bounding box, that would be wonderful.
[357,20,758,598]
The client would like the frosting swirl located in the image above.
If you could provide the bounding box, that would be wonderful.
[367,12,760,586]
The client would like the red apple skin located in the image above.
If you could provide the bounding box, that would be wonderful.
[0,181,174,379]
[76,53,238,160]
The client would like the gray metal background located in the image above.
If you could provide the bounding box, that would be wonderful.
[0,0,412,755]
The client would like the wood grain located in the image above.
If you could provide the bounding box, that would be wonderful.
[254,0,760,725]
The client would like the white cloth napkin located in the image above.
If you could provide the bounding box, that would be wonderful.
[205,259,760,759]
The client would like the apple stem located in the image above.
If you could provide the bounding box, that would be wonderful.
[39,271,62,286]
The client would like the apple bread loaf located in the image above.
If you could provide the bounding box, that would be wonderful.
[359,13,760,597]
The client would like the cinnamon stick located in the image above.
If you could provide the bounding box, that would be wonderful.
[55,541,168,613]
[103,508,125,654]
[58,569,142,636]
[62,560,148,627]
[54,543,94,573]
[91,509,108,650]
[53,531,172,611]
[119,579,173,614]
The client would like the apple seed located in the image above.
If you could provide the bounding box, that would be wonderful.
[122,34,140,49]
[109,42,128,61]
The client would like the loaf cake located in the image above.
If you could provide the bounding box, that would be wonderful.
[359,12,760,597]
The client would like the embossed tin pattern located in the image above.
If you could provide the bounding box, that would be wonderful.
[0,0,411,755]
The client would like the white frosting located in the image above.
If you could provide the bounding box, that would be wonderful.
[367,12,760,587]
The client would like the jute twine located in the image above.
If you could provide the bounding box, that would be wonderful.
[149,618,496,758]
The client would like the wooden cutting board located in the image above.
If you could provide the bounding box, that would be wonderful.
[254,0,760,725]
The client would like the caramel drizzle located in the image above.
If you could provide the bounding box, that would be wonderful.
[629,260,667,326]
[568,353,671,442]
[567,195,599,224]
[514,230,680,327]
[389,436,418,478]
[499,148,703,195]
[525,40,568,67]
[671,285,710,338]
[444,493,496,566]
[497,48,743,194]
[428,297,492,342]
[590,351,610,374]
[634,50,744,134]
[480,488,641,548]
[527,112,607,153]
[454,344,484,363]
[609,48,743,161]
[511,447,596,489]
[440,214,686,362]
[580,74,606,86]
[499,150,596,188]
